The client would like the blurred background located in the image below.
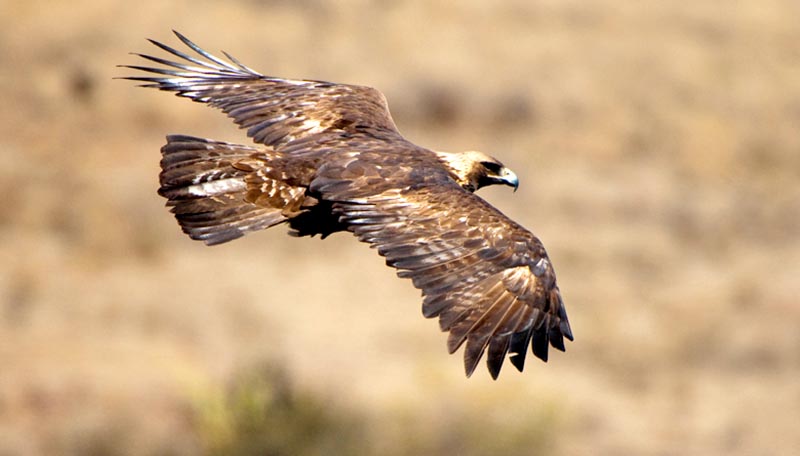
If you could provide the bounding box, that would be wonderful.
[2,1,799,455]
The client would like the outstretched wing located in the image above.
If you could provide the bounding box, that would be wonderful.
[313,165,573,379]
[121,31,401,148]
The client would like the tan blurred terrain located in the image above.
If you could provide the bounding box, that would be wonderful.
[2,1,799,455]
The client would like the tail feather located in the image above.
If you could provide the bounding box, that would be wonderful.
[158,135,294,245]
[159,134,258,190]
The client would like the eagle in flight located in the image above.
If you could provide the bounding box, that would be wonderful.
[123,31,573,379]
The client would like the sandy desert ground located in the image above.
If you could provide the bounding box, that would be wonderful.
[1,1,799,455]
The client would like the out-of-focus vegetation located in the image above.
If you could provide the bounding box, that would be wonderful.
[1,1,798,455]
[191,361,558,456]
[194,363,366,456]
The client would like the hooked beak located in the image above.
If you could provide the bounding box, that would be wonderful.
[499,167,519,192]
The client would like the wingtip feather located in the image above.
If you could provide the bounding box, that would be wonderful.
[508,328,532,372]
[532,330,549,362]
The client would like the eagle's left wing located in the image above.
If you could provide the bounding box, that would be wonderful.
[121,31,401,149]
[313,170,573,379]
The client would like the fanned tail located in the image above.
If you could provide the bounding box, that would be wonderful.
[158,135,289,245]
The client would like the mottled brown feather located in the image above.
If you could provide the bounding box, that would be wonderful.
[158,135,308,245]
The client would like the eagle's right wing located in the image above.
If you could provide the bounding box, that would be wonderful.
[313,169,573,379]
[121,31,401,149]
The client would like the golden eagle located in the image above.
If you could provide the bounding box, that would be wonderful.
[122,32,573,379]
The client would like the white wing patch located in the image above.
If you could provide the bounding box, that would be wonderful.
[300,118,325,134]
[187,178,246,196]
[281,79,313,86]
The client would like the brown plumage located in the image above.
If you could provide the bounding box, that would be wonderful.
[122,31,573,379]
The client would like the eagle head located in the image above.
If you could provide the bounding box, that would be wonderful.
[435,150,519,193]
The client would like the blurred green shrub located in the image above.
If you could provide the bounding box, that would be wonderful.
[192,361,561,456]
[194,364,364,456]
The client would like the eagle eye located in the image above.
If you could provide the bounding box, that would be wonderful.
[481,161,503,174]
